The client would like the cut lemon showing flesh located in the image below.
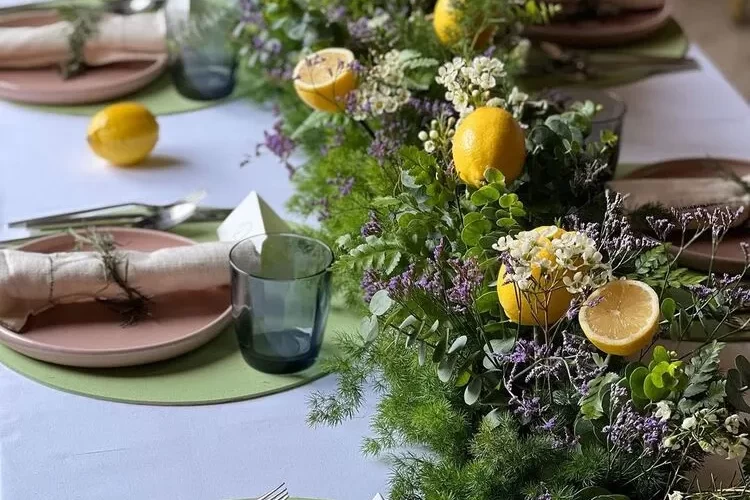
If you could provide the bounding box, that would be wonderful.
[579,279,660,356]
[293,48,356,113]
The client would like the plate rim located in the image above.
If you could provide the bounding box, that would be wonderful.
[0,227,232,357]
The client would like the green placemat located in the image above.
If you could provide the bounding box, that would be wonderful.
[519,19,690,91]
[21,73,247,117]
[0,221,359,405]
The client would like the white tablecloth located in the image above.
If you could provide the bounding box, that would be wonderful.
[0,46,749,500]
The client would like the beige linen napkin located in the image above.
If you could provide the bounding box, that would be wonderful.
[608,176,750,225]
[0,11,166,69]
[0,241,236,332]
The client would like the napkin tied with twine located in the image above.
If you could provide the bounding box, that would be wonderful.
[0,241,235,333]
[0,11,166,69]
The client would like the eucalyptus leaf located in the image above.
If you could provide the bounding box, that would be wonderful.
[369,290,393,316]
[359,315,379,342]
[448,335,467,354]
[399,315,418,330]
[437,356,455,382]
[484,408,503,429]
[464,377,482,405]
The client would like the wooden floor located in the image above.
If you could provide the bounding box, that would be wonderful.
[672,0,750,99]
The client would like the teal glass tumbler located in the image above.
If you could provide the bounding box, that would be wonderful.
[229,233,333,374]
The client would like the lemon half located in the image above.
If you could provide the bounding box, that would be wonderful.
[293,48,357,113]
[579,279,660,356]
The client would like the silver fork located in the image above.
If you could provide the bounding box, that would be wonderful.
[9,190,207,229]
[258,483,289,500]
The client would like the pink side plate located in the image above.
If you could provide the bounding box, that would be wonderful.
[0,11,167,105]
[523,1,672,48]
[0,228,232,368]
[625,158,750,274]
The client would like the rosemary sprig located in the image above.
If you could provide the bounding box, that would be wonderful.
[57,7,101,80]
[71,229,152,326]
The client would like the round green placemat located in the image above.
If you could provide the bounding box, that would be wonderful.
[0,307,358,405]
[520,19,690,91]
[0,220,361,405]
[21,73,247,117]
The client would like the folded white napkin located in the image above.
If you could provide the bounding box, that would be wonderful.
[0,11,166,69]
[0,241,236,332]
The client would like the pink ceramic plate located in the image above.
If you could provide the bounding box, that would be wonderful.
[0,11,167,105]
[625,158,750,274]
[523,1,672,47]
[0,228,231,368]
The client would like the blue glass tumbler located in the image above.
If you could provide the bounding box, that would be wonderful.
[230,233,333,374]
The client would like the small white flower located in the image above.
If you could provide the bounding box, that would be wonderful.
[423,141,436,153]
[418,131,428,141]
[667,492,684,500]
[429,130,439,140]
[725,414,741,434]
[681,416,697,430]
[654,401,672,421]
[663,435,680,450]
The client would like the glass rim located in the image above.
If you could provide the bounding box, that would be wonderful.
[229,232,334,281]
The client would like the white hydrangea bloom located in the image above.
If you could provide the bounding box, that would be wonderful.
[493,226,612,294]
[351,50,413,120]
[435,55,507,117]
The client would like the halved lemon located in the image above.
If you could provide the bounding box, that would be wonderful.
[579,279,660,356]
[293,48,357,113]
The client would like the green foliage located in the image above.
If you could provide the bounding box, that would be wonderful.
[628,245,706,289]
[727,354,750,414]
[580,373,619,420]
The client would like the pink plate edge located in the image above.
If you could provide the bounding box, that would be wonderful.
[0,227,232,368]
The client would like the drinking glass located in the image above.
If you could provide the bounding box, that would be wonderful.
[545,87,627,169]
[230,233,333,374]
[165,0,239,100]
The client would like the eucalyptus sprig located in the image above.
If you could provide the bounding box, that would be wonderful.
[57,6,101,80]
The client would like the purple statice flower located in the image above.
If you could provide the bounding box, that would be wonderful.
[445,258,483,312]
[646,216,675,241]
[510,392,541,423]
[603,398,668,455]
[536,493,552,500]
[316,197,330,222]
[361,212,382,237]
[361,269,384,302]
[541,417,557,431]
[385,264,417,298]
[597,191,659,269]
[368,119,404,164]
[347,17,374,43]
[562,331,606,396]
[239,0,265,25]
[255,120,296,178]
[327,175,355,196]
[326,5,347,23]
[407,97,455,122]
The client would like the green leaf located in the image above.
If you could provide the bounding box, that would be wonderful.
[498,193,518,208]
[437,356,455,382]
[448,335,467,354]
[628,366,648,399]
[580,372,620,420]
[484,408,503,429]
[399,315,418,330]
[464,377,482,405]
[418,342,427,366]
[576,487,612,500]
[509,206,526,217]
[359,315,379,342]
[475,291,499,313]
[371,196,400,208]
[644,375,669,401]
[483,168,505,185]
[400,170,419,189]
[454,369,471,387]
[369,290,393,316]
[461,219,492,246]
[463,212,483,226]
[470,186,500,206]
[497,217,516,228]
[291,111,332,140]
[487,337,515,355]
[480,206,498,220]
[660,298,676,322]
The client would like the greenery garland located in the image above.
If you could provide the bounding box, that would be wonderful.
[235,1,750,499]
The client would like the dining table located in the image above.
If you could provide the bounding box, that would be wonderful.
[0,44,749,500]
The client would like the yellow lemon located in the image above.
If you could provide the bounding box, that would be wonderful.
[497,226,572,327]
[452,107,526,188]
[87,102,158,166]
[579,280,660,356]
[433,0,493,47]
[293,48,357,113]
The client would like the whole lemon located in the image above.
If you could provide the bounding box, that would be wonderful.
[452,107,526,188]
[497,226,573,327]
[433,0,493,47]
[293,48,357,113]
[87,102,158,166]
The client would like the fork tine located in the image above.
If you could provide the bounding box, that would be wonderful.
[267,487,289,500]
[257,483,286,500]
